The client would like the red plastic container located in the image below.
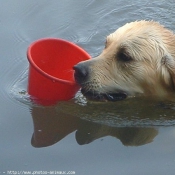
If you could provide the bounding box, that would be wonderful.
[27,38,90,105]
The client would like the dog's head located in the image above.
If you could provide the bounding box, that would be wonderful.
[74,21,175,101]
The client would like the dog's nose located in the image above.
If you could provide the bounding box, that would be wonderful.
[73,63,89,84]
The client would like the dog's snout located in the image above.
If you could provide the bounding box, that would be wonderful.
[73,63,89,84]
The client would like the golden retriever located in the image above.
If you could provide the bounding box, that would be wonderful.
[73,20,175,101]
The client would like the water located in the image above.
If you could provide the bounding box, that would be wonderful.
[1,0,175,174]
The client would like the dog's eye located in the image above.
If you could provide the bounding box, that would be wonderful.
[117,52,132,62]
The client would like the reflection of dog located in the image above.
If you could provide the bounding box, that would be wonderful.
[76,120,158,146]
[74,21,175,101]
[31,106,158,147]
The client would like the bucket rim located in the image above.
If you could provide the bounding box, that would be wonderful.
[27,38,90,85]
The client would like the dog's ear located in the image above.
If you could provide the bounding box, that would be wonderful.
[162,54,175,88]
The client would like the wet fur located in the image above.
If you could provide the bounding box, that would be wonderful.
[76,21,175,99]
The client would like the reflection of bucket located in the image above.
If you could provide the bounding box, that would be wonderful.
[27,38,90,105]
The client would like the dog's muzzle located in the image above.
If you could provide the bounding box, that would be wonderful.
[73,62,127,101]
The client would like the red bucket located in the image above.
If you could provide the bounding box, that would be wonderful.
[27,38,90,105]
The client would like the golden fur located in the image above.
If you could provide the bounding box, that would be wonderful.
[74,21,175,100]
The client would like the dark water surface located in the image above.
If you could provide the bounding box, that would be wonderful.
[1,1,175,175]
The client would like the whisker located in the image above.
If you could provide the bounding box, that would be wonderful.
[79,80,93,86]
[63,69,74,74]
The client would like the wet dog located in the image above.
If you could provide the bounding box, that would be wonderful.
[74,21,175,101]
